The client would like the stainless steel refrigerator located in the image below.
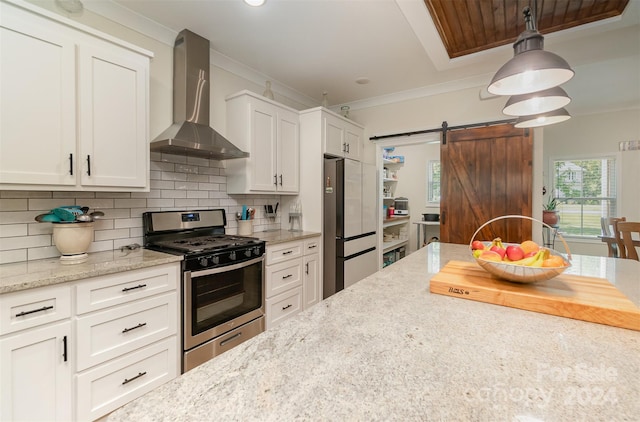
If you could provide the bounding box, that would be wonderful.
[323,157,377,299]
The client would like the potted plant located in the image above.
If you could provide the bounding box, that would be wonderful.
[543,197,560,226]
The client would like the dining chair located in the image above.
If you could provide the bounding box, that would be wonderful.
[617,221,640,261]
[600,217,626,257]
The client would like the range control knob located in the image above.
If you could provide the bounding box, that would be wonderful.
[253,247,261,256]
[211,255,220,265]
[244,249,252,258]
[229,251,236,261]
[198,256,209,267]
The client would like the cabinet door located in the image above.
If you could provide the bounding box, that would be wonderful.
[277,109,299,193]
[77,43,148,189]
[303,253,320,309]
[249,101,278,191]
[0,8,76,186]
[0,321,72,421]
[323,115,345,157]
[344,125,362,161]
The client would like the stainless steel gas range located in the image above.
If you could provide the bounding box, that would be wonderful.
[143,209,265,372]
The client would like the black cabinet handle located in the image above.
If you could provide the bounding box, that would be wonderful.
[15,305,54,317]
[63,335,68,362]
[346,143,350,153]
[69,153,73,175]
[122,371,147,385]
[274,174,277,186]
[282,304,292,311]
[282,250,293,255]
[86,155,91,176]
[220,332,242,347]
[282,274,292,279]
[279,174,283,186]
[122,284,147,293]
[307,244,317,249]
[122,322,147,333]
[305,263,309,274]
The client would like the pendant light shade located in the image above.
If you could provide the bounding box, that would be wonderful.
[488,5,574,96]
[514,108,571,128]
[503,86,571,116]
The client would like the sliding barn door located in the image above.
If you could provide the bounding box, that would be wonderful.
[440,124,533,244]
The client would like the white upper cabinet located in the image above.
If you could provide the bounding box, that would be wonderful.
[0,0,152,191]
[323,112,363,161]
[226,90,300,194]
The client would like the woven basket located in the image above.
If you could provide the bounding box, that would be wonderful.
[470,215,572,283]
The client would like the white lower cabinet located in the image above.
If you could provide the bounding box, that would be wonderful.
[0,321,72,421]
[0,262,180,421]
[264,236,321,329]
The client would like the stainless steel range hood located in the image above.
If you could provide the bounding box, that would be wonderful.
[150,29,248,160]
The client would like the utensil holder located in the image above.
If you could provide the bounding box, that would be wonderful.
[238,220,253,236]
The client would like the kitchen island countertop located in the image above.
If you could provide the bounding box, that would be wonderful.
[108,243,640,421]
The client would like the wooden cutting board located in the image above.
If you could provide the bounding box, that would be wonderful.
[430,260,640,331]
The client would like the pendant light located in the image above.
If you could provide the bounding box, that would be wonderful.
[514,108,571,128]
[503,86,571,116]
[488,3,574,96]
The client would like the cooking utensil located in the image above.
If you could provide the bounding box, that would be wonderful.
[52,207,78,222]
[35,213,61,222]
[76,214,93,222]
[89,211,104,219]
[81,206,90,214]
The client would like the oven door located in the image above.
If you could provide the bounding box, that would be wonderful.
[184,255,264,351]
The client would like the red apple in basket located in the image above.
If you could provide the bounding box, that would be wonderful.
[506,245,525,261]
[471,240,486,251]
[490,245,506,259]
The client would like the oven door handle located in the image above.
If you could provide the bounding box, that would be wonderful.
[186,255,264,278]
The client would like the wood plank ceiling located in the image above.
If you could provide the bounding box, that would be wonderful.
[424,0,630,58]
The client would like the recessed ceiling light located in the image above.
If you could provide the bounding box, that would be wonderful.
[244,0,265,6]
[355,77,370,85]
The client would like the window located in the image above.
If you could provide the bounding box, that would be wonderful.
[427,160,441,203]
[552,157,617,237]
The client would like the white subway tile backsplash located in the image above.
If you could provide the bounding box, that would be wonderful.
[114,198,147,209]
[161,190,187,199]
[150,180,175,190]
[0,224,27,237]
[0,234,51,250]
[114,218,141,229]
[0,249,26,264]
[1,191,51,199]
[28,246,60,261]
[0,157,282,263]
[28,198,76,211]
[0,199,28,211]
[94,228,130,242]
[146,198,176,208]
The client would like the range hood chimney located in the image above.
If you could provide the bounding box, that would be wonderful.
[150,29,249,160]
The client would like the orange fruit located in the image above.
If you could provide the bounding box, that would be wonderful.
[520,240,540,255]
[541,255,565,267]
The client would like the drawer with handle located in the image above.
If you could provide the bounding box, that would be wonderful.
[76,336,178,421]
[0,284,71,336]
[76,263,179,315]
[75,292,177,370]
[265,286,302,330]
[265,258,303,297]
[266,241,303,265]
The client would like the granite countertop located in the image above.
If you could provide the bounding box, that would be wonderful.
[108,243,640,421]
[251,230,320,245]
[0,248,182,294]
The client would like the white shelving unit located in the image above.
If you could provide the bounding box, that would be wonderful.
[381,157,409,267]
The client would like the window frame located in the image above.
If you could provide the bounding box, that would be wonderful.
[549,153,620,239]
[426,159,441,205]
